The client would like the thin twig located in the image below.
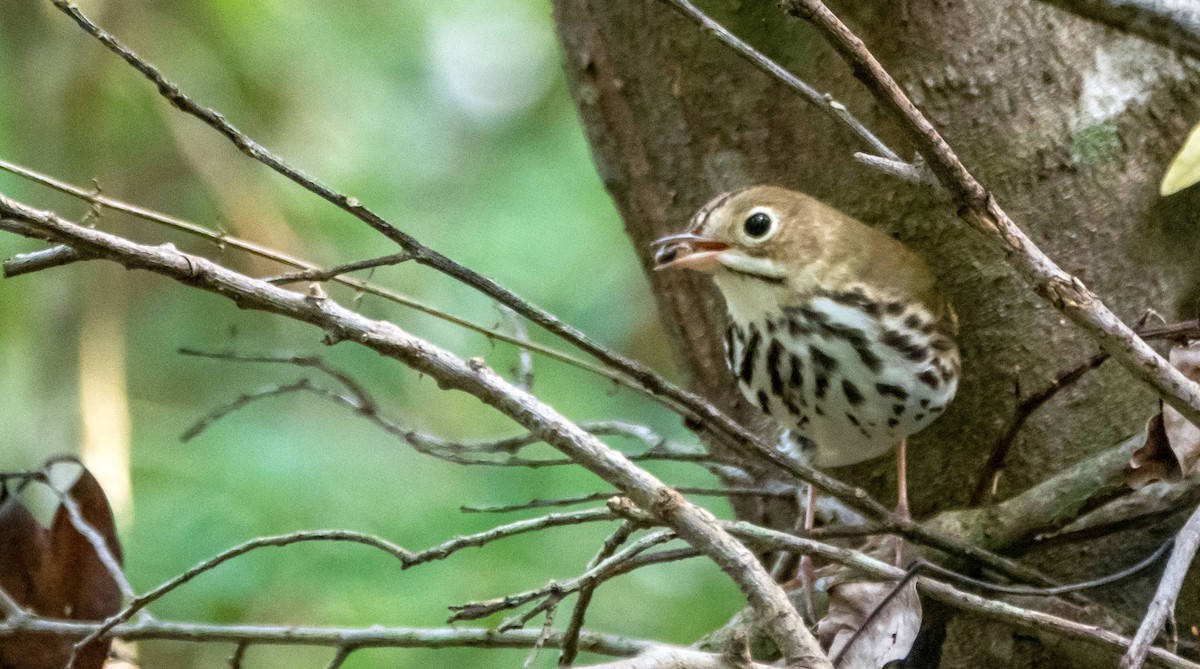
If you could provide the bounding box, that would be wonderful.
[460,487,797,514]
[972,351,1110,504]
[180,351,726,472]
[917,536,1174,597]
[70,507,623,655]
[1139,319,1200,343]
[1042,472,1200,546]
[0,618,654,656]
[851,153,942,191]
[177,354,704,462]
[52,479,136,601]
[410,508,620,564]
[560,521,643,666]
[324,645,355,669]
[654,0,899,162]
[523,597,561,668]
[0,584,25,619]
[2,244,86,277]
[227,641,249,669]
[265,252,413,285]
[448,530,678,623]
[71,530,417,656]
[1121,504,1200,669]
[180,379,316,442]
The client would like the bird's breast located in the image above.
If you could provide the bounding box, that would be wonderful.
[722,287,959,468]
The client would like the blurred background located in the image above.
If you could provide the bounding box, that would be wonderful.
[0,0,744,666]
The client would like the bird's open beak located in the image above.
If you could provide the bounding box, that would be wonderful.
[651,232,730,273]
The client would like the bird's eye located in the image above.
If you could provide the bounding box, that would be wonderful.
[743,212,773,238]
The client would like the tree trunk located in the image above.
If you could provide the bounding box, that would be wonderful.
[552,0,1200,665]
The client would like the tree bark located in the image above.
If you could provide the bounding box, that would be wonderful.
[552,0,1200,666]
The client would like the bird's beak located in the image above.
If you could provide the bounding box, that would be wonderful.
[651,232,730,273]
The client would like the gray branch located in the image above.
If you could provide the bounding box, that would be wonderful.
[0,618,653,656]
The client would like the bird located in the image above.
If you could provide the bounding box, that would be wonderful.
[651,185,960,524]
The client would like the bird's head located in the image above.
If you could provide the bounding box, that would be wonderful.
[652,185,827,289]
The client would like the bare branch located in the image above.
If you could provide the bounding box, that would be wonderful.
[972,351,1111,504]
[0,584,25,619]
[522,597,561,668]
[461,487,796,514]
[929,431,1141,555]
[583,646,775,669]
[64,507,629,655]
[227,641,249,669]
[1045,472,1200,545]
[449,530,678,623]
[179,350,728,473]
[2,244,86,278]
[0,617,655,656]
[1037,0,1200,60]
[911,538,1172,598]
[180,378,316,442]
[851,153,942,191]
[411,508,620,564]
[1121,503,1200,669]
[560,521,643,666]
[52,477,136,602]
[265,252,413,286]
[654,0,898,161]
[71,530,415,653]
[323,645,355,669]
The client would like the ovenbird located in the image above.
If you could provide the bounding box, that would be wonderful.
[653,185,959,519]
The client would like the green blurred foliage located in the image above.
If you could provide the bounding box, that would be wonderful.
[0,0,746,666]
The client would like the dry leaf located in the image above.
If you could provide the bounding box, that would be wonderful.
[818,573,921,669]
[1125,413,1175,490]
[1160,344,1200,477]
[0,459,123,669]
[1162,120,1200,196]
[1126,343,1200,488]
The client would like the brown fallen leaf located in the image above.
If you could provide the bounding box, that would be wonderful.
[1125,413,1175,490]
[0,458,123,669]
[1126,343,1200,489]
[817,536,921,669]
[1160,343,1200,477]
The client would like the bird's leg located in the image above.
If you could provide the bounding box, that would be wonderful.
[896,437,910,521]
[894,437,910,566]
[799,482,817,622]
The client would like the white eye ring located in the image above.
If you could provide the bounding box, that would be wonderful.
[741,208,777,242]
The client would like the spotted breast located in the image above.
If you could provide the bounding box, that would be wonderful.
[724,286,959,467]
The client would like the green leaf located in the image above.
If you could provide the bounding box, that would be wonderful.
[1161,120,1200,196]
